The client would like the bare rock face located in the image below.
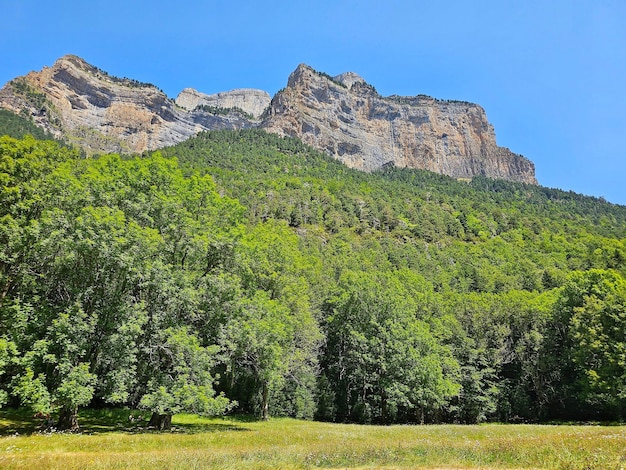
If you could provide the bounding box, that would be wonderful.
[176,87,270,118]
[262,64,537,184]
[0,55,256,154]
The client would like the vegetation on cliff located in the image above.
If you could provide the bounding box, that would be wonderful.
[0,110,57,142]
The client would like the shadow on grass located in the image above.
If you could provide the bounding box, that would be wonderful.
[0,408,39,435]
[0,408,255,436]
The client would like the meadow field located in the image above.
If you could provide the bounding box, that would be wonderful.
[1,410,624,469]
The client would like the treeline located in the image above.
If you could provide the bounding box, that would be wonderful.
[193,105,255,120]
[1,130,625,431]
[0,109,57,142]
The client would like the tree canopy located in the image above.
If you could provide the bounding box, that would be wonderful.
[1,129,625,428]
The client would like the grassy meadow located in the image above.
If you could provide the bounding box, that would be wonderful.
[0,409,624,469]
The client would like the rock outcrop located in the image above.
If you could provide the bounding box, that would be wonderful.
[0,56,537,184]
[0,55,257,154]
[262,64,537,184]
[176,88,270,119]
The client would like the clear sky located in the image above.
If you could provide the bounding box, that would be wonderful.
[2,0,625,205]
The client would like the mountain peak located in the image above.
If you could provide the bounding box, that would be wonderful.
[55,54,87,64]
[333,71,366,89]
[287,63,317,87]
[265,63,537,184]
[52,54,96,73]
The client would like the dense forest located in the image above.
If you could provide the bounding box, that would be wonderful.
[1,117,625,430]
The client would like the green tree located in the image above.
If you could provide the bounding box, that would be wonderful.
[12,304,97,430]
[544,269,626,419]
[220,221,321,419]
[322,271,459,423]
[220,292,293,420]
[0,338,17,407]
[139,327,233,430]
[2,140,244,429]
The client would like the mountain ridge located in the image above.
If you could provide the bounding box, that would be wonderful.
[0,55,536,184]
[262,63,536,184]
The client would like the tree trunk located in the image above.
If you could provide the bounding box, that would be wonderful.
[261,381,270,420]
[57,406,80,431]
[148,412,172,430]
[381,393,388,424]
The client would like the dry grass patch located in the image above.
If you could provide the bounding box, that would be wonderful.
[0,410,624,469]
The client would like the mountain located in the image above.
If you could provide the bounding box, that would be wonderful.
[175,87,271,119]
[0,55,536,183]
[0,55,260,154]
[262,64,536,184]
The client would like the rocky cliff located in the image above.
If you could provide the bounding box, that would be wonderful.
[0,56,536,184]
[176,88,270,118]
[262,64,536,184]
[0,55,259,154]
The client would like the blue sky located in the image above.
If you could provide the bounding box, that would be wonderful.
[2,0,625,205]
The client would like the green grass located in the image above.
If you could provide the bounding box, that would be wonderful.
[1,409,625,469]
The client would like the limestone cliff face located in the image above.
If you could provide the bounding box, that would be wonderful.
[176,88,270,118]
[262,64,537,184]
[0,55,256,154]
[0,56,537,184]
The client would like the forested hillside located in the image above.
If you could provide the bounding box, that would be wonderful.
[1,129,625,430]
[0,110,58,142]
